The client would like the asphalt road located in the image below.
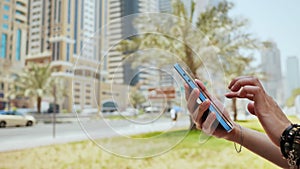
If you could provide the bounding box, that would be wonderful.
[0,114,190,152]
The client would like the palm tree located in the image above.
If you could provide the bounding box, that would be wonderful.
[197,2,262,121]
[8,63,53,113]
[286,88,300,107]
[118,0,260,124]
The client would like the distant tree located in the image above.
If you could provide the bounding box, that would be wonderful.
[129,88,146,109]
[8,63,66,114]
[129,81,146,109]
[197,2,262,121]
[48,76,69,113]
[286,88,300,107]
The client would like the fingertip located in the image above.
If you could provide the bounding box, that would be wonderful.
[203,99,211,106]
[192,87,200,94]
[247,102,256,116]
[195,79,205,89]
[230,84,239,92]
[225,93,233,98]
[183,83,189,90]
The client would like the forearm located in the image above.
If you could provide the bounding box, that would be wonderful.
[229,126,289,168]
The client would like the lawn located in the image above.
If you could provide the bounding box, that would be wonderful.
[1,117,299,169]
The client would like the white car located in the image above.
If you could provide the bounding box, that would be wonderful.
[0,110,36,128]
[144,106,160,113]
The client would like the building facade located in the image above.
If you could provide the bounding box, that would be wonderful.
[24,0,129,112]
[0,0,28,109]
[26,0,51,60]
[261,41,284,105]
[286,56,300,99]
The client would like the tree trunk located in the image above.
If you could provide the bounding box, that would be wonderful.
[232,98,238,121]
[37,96,42,114]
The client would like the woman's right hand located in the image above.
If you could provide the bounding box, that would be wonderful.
[225,76,291,146]
[185,79,239,142]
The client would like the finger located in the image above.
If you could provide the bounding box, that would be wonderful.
[193,100,210,125]
[247,102,256,115]
[228,76,263,92]
[195,79,214,100]
[245,94,254,101]
[194,79,206,91]
[184,83,190,101]
[228,76,252,89]
[187,88,200,113]
[225,86,262,101]
[202,112,217,135]
[225,92,254,101]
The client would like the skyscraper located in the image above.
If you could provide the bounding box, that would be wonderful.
[25,0,102,112]
[26,0,51,60]
[105,0,160,85]
[286,56,300,98]
[0,0,27,69]
[261,41,284,105]
[0,0,28,109]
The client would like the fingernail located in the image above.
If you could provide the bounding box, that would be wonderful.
[203,99,210,105]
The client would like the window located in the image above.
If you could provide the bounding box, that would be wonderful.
[16,2,23,6]
[68,0,71,24]
[54,0,57,20]
[15,29,21,61]
[1,34,7,58]
[3,5,10,11]
[73,0,78,54]
[57,42,60,60]
[0,83,4,90]
[81,0,84,29]
[16,11,22,15]
[66,43,70,61]
[3,14,9,20]
[15,19,22,23]
[58,0,61,22]
[2,24,8,30]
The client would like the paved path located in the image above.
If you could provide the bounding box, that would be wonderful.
[0,115,190,152]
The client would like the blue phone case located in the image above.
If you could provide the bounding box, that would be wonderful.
[174,63,233,132]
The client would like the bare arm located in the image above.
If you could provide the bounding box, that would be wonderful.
[228,125,289,168]
[185,80,289,168]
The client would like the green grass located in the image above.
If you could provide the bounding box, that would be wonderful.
[1,117,299,169]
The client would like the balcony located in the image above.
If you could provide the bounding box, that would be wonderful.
[16,5,27,14]
[50,61,73,67]
[15,14,27,23]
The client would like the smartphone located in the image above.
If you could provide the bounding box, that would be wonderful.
[174,63,233,132]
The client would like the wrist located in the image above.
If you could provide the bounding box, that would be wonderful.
[280,124,300,167]
[276,122,292,146]
[225,123,242,143]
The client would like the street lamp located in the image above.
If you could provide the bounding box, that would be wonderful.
[50,73,60,138]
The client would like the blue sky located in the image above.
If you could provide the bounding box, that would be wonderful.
[229,0,300,74]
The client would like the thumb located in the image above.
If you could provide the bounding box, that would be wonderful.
[247,102,256,116]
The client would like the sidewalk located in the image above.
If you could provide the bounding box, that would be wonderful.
[0,116,190,152]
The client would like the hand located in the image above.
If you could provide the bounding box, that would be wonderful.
[185,79,239,141]
[225,76,291,146]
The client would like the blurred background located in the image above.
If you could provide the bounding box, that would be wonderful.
[0,0,299,168]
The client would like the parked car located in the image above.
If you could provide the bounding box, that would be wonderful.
[0,110,36,128]
[144,106,160,113]
[101,101,118,113]
[47,103,59,113]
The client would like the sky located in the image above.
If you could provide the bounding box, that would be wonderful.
[228,0,300,74]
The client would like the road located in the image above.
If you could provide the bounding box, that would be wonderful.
[0,114,190,152]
